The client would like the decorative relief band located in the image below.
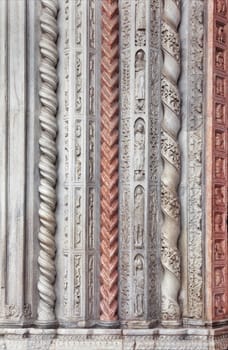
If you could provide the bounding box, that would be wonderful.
[119,0,131,322]
[119,0,160,325]
[37,0,59,324]
[185,0,205,321]
[161,0,181,325]
[211,0,228,321]
[100,0,119,323]
[61,0,99,325]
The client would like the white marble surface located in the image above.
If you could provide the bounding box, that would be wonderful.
[0,0,225,349]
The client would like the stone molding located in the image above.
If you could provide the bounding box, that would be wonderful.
[0,328,227,350]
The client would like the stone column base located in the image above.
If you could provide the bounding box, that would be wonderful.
[0,327,227,350]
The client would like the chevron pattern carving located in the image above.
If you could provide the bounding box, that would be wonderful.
[100,0,119,324]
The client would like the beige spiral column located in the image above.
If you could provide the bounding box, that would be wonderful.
[37,0,59,325]
[160,0,181,326]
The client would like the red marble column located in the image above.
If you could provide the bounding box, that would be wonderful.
[99,0,119,325]
[206,0,228,323]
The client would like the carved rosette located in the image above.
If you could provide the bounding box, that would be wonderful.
[161,0,181,325]
[100,0,119,324]
[37,0,58,324]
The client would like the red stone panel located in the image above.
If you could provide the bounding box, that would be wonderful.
[211,0,228,321]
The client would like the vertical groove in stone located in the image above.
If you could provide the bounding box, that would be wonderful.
[37,0,59,324]
[100,0,119,324]
[0,0,7,318]
[160,0,181,326]
[6,0,27,323]
[25,0,40,322]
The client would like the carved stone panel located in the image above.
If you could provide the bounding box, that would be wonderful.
[56,0,100,326]
[179,0,206,324]
[0,2,228,348]
[210,0,228,322]
[119,0,159,326]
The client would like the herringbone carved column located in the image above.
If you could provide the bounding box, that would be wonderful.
[100,0,119,325]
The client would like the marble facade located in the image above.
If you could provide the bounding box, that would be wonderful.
[0,0,227,349]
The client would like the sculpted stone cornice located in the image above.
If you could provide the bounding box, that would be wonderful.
[161,0,181,325]
[37,0,59,324]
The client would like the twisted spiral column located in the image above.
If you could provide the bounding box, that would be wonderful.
[37,0,59,324]
[160,0,181,326]
[99,0,119,325]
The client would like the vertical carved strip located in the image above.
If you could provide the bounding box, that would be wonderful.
[186,0,205,323]
[37,0,58,324]
[131,0,148,325]
[161,0,181,325]
[119,0,159,326]
[87,0,100,322]
[148,0,161,323]
[207,0,228,323]
[0,0,7,319]
[58,0,100,325]
[119,0,131,323]
[100,0,119,324]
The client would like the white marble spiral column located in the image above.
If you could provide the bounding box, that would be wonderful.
[160,0,181,326]
[37,0,59,325]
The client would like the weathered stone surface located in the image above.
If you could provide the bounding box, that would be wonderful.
[0,328,227,350]
[0,0,227,348]
[119,0,159,326]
